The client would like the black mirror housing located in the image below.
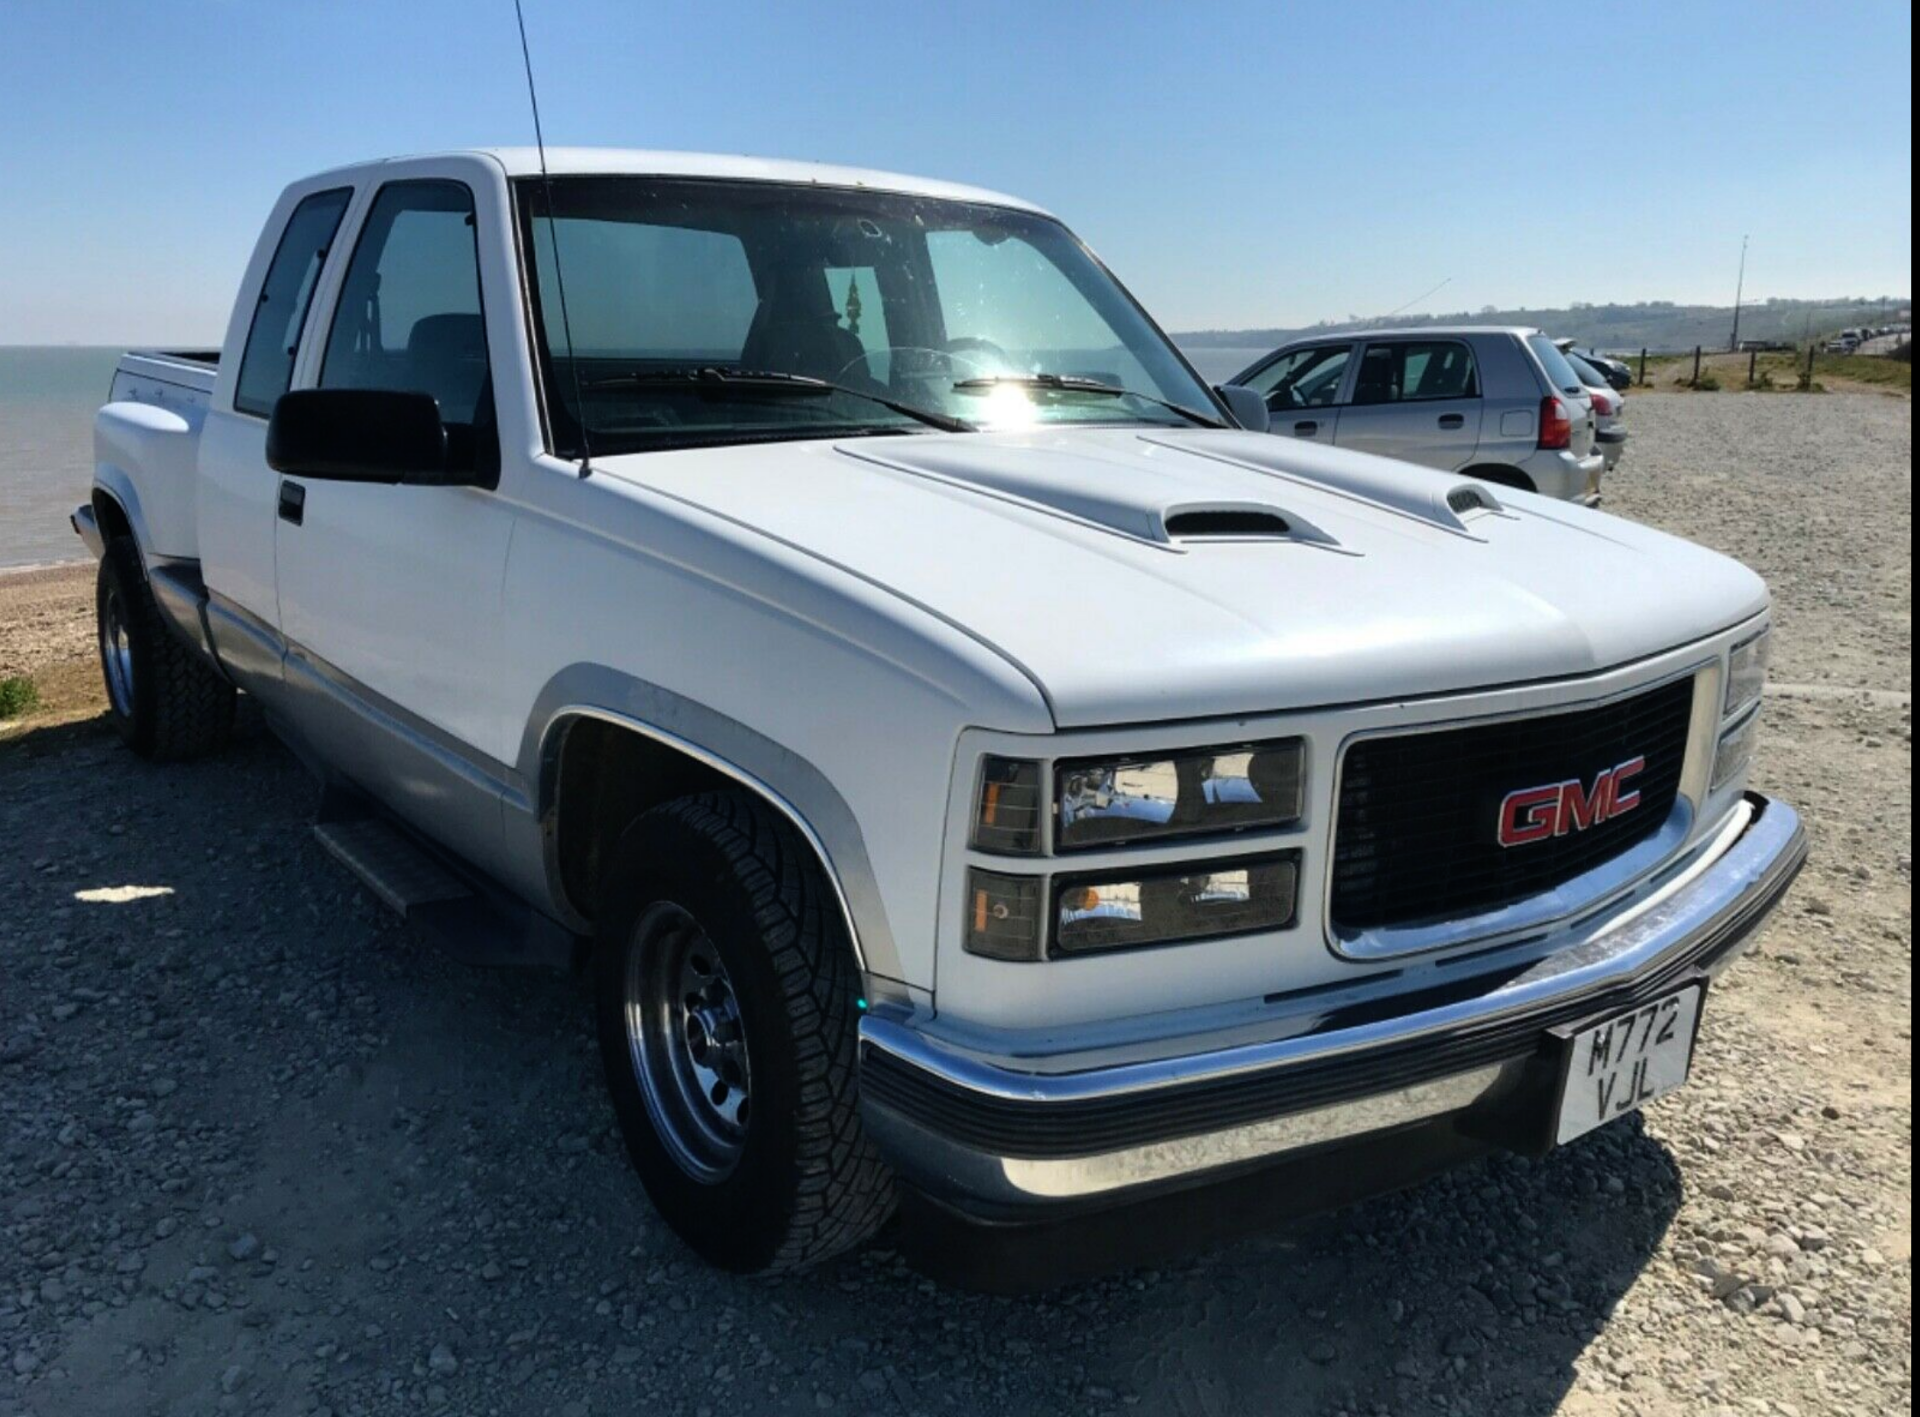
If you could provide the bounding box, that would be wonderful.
[1215,383,1271,434]
[266,389,453,484]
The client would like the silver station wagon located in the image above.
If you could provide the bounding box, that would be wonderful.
[1226,326,1605,504]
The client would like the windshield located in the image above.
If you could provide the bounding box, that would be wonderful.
[516,177,1217,456]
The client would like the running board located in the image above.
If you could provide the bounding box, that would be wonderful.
[312,816,574,971]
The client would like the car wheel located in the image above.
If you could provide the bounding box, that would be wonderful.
[1465,465,1536,494]
[97,536,237,760]
[594,790,895,1272]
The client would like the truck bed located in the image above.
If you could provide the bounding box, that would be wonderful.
[113,350,219,409]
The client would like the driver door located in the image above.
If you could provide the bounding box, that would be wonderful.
[1239,343,1354,443]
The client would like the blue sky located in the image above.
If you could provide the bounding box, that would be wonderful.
[0,0,1910,344]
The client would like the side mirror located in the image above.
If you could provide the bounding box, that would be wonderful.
[266,388,456,485]
[1215,383,1270,433]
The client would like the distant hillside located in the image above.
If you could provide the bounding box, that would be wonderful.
[1176,296,1911,355]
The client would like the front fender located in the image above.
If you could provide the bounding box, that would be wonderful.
[513,665,908,989]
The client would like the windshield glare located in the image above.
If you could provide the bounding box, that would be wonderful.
[517,177,1215,455]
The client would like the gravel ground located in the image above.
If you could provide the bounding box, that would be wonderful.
[1,393,1910,1417]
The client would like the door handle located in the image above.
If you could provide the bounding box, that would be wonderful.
[1438,414,1466,430]
[278,480,306,527]
[1293,420,1319,436]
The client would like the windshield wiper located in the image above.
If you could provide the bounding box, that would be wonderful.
[583,366,973,433]
[951,373,1225,429]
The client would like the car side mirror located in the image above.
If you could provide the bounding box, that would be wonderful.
[266,388,461,485]
[1215,384,1270,433]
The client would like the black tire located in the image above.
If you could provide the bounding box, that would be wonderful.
[593,790,895,1272]
[97,536,236,761]
[1465,465,1536,493]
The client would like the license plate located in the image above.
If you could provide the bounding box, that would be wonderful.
[1554,984,1704,1145]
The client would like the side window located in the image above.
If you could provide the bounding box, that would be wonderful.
[1353,341,1479,406]
[232,188,352,418]
[320,181,490,428]
[1245,344,1353,411]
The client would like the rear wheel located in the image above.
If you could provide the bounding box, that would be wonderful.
[593,791,895,1272]
[96,536,236,760]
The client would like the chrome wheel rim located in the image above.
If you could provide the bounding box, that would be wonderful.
[625,902,752,1182]
[100,586,135,717]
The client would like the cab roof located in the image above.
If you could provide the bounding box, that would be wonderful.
[312,147,1050,216]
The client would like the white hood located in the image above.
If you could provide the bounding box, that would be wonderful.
[597,428,1768,728]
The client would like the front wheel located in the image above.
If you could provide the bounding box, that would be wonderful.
[593,791,895,1272]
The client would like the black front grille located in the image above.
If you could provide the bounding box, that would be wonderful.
[1332,676,1697,931]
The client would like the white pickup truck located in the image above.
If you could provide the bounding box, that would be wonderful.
[77,148,1806,1280]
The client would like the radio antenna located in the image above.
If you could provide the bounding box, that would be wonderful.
[513,0,593,477]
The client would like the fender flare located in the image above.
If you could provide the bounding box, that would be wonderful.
[517,664,907,989]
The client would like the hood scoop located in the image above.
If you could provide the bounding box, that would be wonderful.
[1141,432,1506,535]
[1447,485,1504,516]
[1164,507,1294,540]
[840,440,1340,550]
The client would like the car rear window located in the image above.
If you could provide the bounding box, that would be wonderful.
[1527,335,1588,396]
[1564,352,1608,389]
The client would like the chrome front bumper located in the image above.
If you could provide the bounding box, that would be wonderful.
[859,793,1805,1218]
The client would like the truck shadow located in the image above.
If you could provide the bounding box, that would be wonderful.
[4,724,1682,1417]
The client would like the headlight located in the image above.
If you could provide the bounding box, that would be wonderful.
[1055,740,1305,850]
[1054,853,1300,956]
[963,853,1301,962]
[1712,707,1762,790]
[1725,628,1771,720]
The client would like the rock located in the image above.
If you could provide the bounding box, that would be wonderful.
[12,1349,39,1377]
[228,1233,260,1262]
[428,1342,459,1376]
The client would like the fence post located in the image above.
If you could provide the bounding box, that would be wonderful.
[1639,347,1648,385]
[1802,344,1816,390]
[1691,345,1703,388]
[1749,348,1759,386]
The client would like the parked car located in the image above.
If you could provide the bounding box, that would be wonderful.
[1225,327,1606,504]
[1555,340,1634,392]
[1565,350,1628,471]
[76,149,1804,1280]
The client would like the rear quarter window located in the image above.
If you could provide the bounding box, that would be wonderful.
[1526,335,1589,396]
[233,188,353,418]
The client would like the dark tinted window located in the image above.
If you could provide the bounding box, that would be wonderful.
[1352,341,1479,405]
[232,188,351,418]
[1526,335,1588,396]
[321,181,490,427]
[1564,352,1609,389]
